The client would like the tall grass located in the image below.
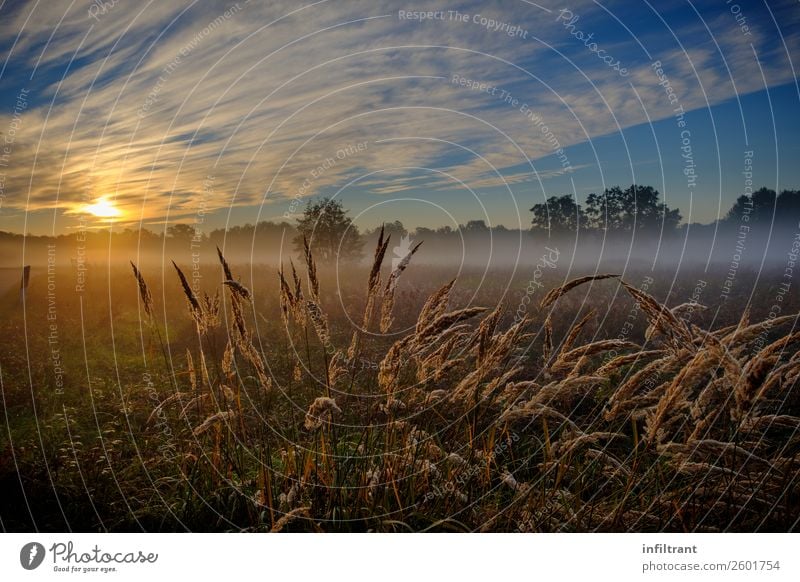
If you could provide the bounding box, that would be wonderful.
[2,240,798,532]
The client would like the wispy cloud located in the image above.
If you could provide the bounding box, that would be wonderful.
[0,0,797,231]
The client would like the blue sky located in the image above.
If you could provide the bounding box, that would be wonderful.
[0,0,798,234]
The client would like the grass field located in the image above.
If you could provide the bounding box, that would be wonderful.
[1,236,798,532]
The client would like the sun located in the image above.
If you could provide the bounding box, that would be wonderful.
[84,197,122,219]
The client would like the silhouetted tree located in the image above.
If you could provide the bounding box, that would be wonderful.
[776,189,800,223]
[530,195,585,233]
[725,188,799,226]
[462,220,487,233]
[751,187,777,219]
[294,197,363,262]
[584,185,680,233]
[381,220,407,239]
[725,194,752,222]
[167,223,196,241]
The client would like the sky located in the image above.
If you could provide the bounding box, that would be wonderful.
[0,0,798,235]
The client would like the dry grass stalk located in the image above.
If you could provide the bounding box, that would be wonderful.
[584,448,630,482]
[289,260,306,324]
[302,235,320,301]
[734,330,800,415]
[271,507,312,532]
[473,305,503,356]
[201,291,220,329]
[179,393,212,419]
[278,265,294,325]
[553,431,624,458]
[621,282,693,347]
[529,375,606,409]
[543,315,553,362]
[130,261,153,318]
[752,359,800,403]
[369,225,390,292]
[221,340,236,383]
[187,349,197,392]
[304,397,341,430]
[456,364,522,404]
[558,309,596,357]
[671,302,707,317]
[380,239,422,333]
[416,279,456,334]
[239,340,272,391]
[216,246,233,281]
[417,329,469,384]
[146,391,189,425]
[193,410,236,436]
[349,226,390,360]
[498,401,580,432]
[556,340,640,366]
[305,298,331,346]
[378,336,413,394]
[604,354,677,420]
[722,313,797,347]
[539,273,620,309]
[223,279,252,302]
[661,439,775,471]
[645,345,724,444]
[688,378,729,441]
[741,415,800,432]
[415,306,487,348]
[328,351,349,388]
[495,380,539,406]
[172,261,204,330]
[230,291,249,341]
[595,349,663,377]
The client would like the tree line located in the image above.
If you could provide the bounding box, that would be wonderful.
[1,186,797,264]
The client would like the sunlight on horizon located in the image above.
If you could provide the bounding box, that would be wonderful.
[83,197,123,220]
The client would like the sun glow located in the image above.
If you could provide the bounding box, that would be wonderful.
[84,197,122,219]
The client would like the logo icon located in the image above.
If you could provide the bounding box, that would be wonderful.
[392,234,414,270]
[20,542,46,570]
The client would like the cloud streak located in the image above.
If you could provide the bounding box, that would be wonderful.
[0,0,797,232]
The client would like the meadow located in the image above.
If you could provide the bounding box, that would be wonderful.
[1,233,798,532]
